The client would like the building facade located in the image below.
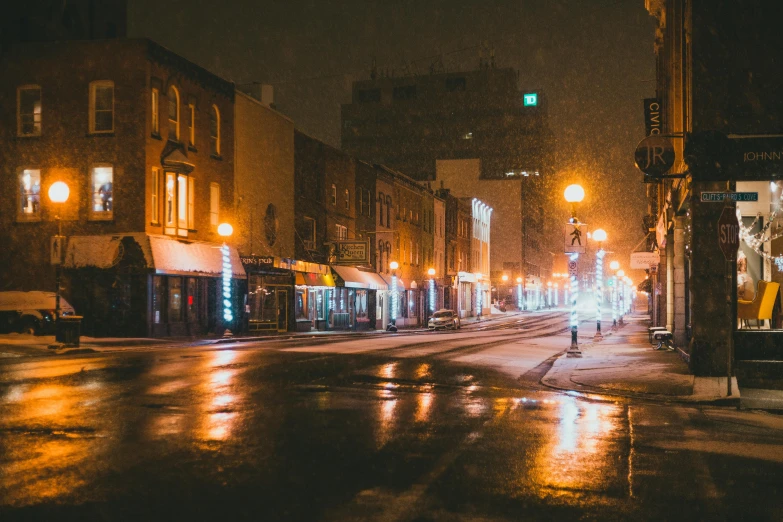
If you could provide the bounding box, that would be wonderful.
[646,0,783,387]
[0,38,242,337]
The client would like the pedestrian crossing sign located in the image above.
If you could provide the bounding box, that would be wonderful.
[564,223,587,254]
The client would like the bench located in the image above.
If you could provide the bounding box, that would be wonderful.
[648,326,667,344]
[653,330,674,351]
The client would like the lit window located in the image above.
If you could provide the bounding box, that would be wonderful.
[165,173,176,228]
[90,165,114,219]
[151,87,159,135]
[168,85,179,140]
[151,167,160,224]
[331,184,337,205]
[18,168,41,218]
[209,105,220,156]
[336,224,348,240]
[17,86,41,136]
[89,81,114,133]
[210,183,220,226]
[463,132,473,140]
[178,174,188,229]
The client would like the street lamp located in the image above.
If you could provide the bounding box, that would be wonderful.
[217,223,234,337]
[48,181,70,337]
[427,267,436,316]
[475,272,483,320]
[564,184,584,356]
[388,261,399,331]
[592,228,607,341]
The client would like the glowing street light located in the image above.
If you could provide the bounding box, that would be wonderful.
[388,261,399,331]
[593,228,607,341]
[48,181,70,337]
[427,267,436,315]
[218,223,234,337]
[475,272,483,320]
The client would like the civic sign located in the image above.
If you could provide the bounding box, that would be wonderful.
[333,240,369,264]
[634,136,676,176]
[630,252,660,269]
[700,191,758,202]
[643,98,661,136]
[718,207,740,261]
[564,223,587,253]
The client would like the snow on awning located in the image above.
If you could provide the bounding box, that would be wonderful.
[63,234,245,278]
[380,274,408,291]
[148,236,245,278]
[331,266,388,290]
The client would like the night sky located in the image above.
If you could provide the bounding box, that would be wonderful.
[129,0,655,270]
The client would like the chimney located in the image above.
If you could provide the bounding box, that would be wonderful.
[237,82,274,108]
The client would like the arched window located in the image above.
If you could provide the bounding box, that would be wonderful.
[378,240,385,272]
[385,195,392,227]
[209,105,220,156]
[167,85,179,140]
[379,192,385,226]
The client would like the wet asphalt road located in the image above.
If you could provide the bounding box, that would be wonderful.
[1,316,782,521]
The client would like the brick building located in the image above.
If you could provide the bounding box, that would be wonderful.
[0,38,241,337]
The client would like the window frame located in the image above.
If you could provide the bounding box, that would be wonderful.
[331,184,337,206]
[210,182,220,227]
[89,163,115,220]
[209,104,221,157]
[167,85,180,141]
[344,188,350,211]
[151,167,160,224]
[17,85,42,137]
[17,167,42,221]
[151,87,160,136]
[188,102,196,148]
[89,80,115,134]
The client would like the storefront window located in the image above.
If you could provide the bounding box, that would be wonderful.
[736,181,783,330]
[153,276,164,324]
[296,289,308,320]
[168,277,183,322]
[407,289,418,318]
[356,290,368,322]
[186,277,198,323]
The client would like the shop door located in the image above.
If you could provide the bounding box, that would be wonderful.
[277,289,288,332]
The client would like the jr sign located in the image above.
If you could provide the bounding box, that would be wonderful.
[634,136,675,177]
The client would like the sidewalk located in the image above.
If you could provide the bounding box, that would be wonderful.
[540,313,743,405]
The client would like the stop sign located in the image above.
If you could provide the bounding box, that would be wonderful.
[718,206,740,261]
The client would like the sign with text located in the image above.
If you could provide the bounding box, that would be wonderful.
[567,259,578,278]
[635,136,676,176]
[523,93,538,106]
[630,252,660,269]
[240,255,275,270]
[700,192,758,202]
[643,98,661,136]
[333,240,369,264]
[718,207,740,261]
[564,223,587,254]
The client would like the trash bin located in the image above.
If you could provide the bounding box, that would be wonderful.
[56,315,82,346]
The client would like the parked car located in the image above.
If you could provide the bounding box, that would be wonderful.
[0,291,76,335]
[428,309,461,330]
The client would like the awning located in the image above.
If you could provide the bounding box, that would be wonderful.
[295,272,335,287]
[63,234,246,278]
[380,274,409,291]
[331,266,388,290]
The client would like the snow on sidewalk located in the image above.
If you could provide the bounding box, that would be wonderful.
[540,315,739,403]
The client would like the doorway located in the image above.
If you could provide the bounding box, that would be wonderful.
[277,289,288,332]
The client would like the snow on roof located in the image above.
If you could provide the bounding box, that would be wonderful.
[149,236,246,278]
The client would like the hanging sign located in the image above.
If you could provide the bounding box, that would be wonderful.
[643,98,661,136]
[333,240,370,264]
[635,136,676,176]
[630,252,660,269]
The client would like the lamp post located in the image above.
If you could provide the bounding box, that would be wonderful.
[617,269,625,326]
[564,184,585,356]
[475,272,483,320]
[592,228,607,341]
[217,223,234,337]
[427,267,436,317]
[388,261,399,331]
[609,261,620,327]
[501,274,508,309]
[48,181,70,337]
[516,276,523,310]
